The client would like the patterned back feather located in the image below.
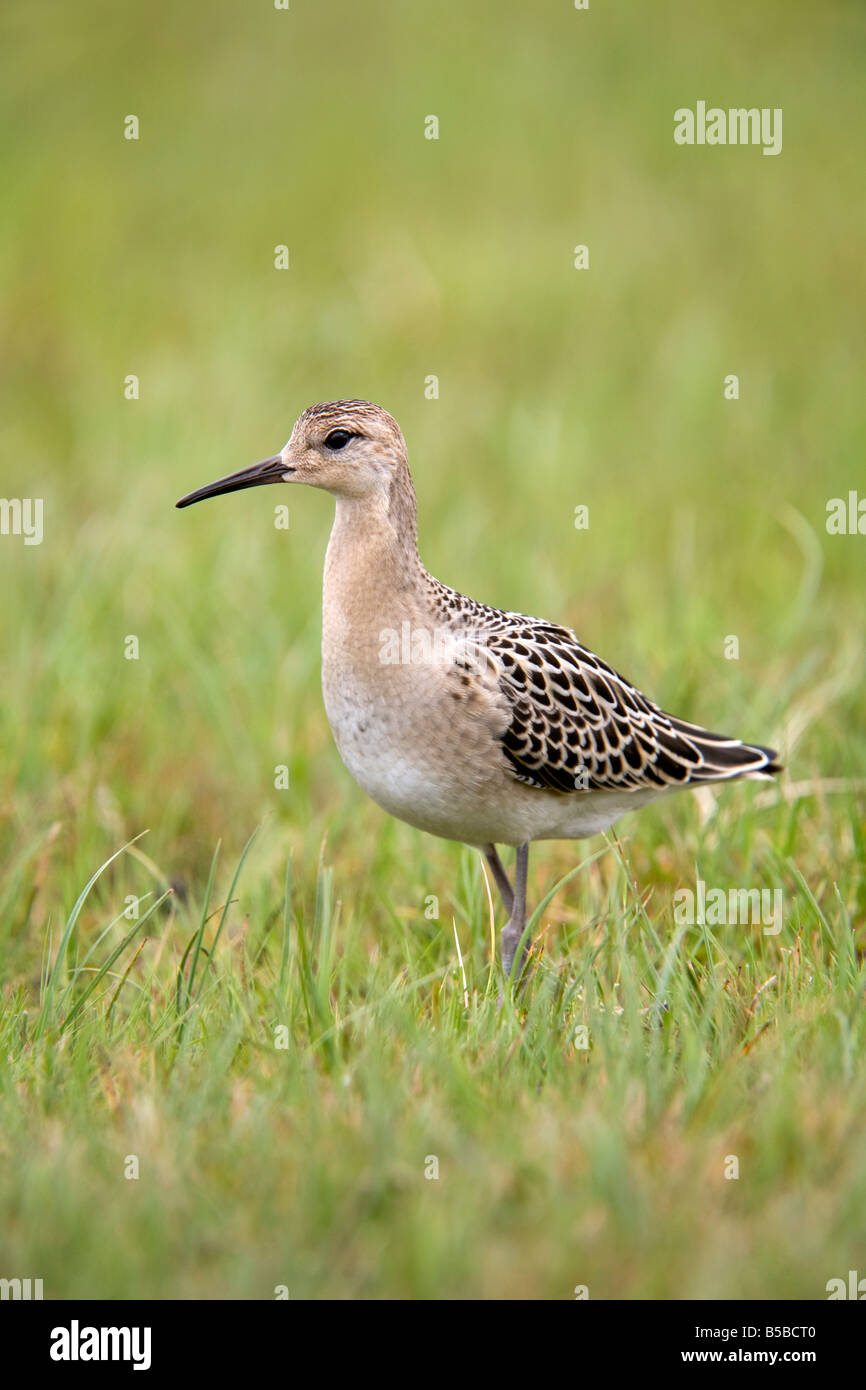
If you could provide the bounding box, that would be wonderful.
[424,576,780,796]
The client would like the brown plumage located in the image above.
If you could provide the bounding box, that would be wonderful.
[177,400,782,980]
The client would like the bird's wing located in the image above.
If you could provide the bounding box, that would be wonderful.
[424,578,779,795]
[479,616,779,794]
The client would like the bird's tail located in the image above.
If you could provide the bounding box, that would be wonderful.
[668,717,783,783]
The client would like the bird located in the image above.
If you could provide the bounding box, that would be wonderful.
[177,400,781,981]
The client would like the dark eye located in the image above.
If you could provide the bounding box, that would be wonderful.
[324,429,354,451]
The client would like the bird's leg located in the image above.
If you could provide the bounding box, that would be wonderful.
[483,844,514,917]
[500,842,530,983]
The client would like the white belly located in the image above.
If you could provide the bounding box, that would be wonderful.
[321,656,665,847]
[321,656,493,840]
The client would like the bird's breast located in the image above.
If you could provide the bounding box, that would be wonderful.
[319,598,511,837]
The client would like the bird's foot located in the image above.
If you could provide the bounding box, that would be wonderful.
[499,918,532,1002]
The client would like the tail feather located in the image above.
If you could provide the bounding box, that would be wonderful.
[668,717,782,783]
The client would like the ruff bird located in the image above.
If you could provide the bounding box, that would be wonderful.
[177,400,781,979]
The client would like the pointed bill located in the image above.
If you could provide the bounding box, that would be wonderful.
[176,455,290,508]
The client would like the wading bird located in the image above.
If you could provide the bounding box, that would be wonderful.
[177,401,780,979]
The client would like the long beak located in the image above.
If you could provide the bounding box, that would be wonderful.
[176,455,291,509]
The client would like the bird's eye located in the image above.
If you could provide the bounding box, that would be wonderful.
[324,429,353,450]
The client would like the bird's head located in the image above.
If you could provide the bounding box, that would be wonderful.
[176,399,409,509]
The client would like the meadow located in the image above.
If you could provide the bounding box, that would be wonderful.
[0,0,864,1298]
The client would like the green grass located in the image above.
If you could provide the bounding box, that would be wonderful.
[1,0,864,1299]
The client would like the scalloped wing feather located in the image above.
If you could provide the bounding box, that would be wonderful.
[424,579,781,797]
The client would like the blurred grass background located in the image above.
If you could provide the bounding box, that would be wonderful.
[0,0,864,1298]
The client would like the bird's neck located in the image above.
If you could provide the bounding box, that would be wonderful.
[323,473,426,636]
